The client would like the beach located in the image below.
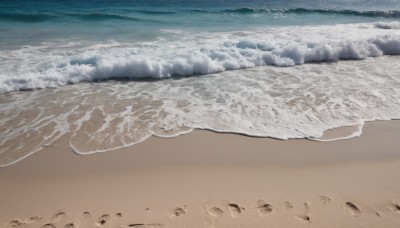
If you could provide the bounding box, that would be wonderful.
[2,0,400,227]
[1,120,400,227]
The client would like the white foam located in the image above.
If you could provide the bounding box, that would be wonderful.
[1,55,400,167]
[375,21,400,29]
[2,22,400,167]
[1,22,400,93]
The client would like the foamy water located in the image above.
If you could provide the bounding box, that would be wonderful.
[1,53,400,166]
[1,0,400,166]
[1,22,400,93]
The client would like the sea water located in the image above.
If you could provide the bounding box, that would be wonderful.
[1,0,400,166]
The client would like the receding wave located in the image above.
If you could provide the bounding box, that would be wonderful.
[221,7,400,18]
[2,51,400,167]
[1,22,400,167]
[0,12,58,23]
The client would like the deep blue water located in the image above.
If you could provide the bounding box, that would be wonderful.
[1,0,400,47]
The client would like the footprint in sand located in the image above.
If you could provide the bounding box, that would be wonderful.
[206,205,224,217]
[285,201,294,209]
[76,211,93,228]
[27,216,43,224]
[50,211,67,223]
[42,223,56,228]
[296,202,311,223]
[82,211,91,218]
[320,195,332,204]
[256,200,273,216]
[388,202,400,213]
[172,207,186,217]
[345,202,361,217]
[227,203,245,218]
[96,214,111,226]
[296,214,311,223]
[7,219,26,228]
[108,213,124,227]
[64,222,75,228]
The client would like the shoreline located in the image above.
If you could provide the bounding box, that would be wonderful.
[1,120,400,227]
[0,117,396,168]
[2,2,400,227]
[2,55,400,169]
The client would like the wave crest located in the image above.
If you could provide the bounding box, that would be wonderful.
[375,21,400,29]
[1,23,400,93]
[222,8,400,18]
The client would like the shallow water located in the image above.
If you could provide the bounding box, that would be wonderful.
[1,0,400,166]
[1,56,400,166]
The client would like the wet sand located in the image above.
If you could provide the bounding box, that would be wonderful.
[1,120,400,227]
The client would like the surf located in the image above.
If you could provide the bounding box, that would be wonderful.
[1,22,400,94]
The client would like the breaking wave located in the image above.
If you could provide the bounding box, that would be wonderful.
[2,8,400,23]
[221,8,400,18]
[1,22,400,94]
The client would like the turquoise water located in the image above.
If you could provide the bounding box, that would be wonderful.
[1,0,400,47]
[0,0,400,92]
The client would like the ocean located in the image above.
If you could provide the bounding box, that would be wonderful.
[1,0,400,166]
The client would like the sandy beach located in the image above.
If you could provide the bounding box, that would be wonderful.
[1,120,400,228]
[2,0,400,227]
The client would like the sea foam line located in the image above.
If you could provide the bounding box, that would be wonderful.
[1,22,400,94]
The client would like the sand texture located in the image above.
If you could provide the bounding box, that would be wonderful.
[1,121,400,227]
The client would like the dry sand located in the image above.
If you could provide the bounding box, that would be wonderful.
[1,120,400,227]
